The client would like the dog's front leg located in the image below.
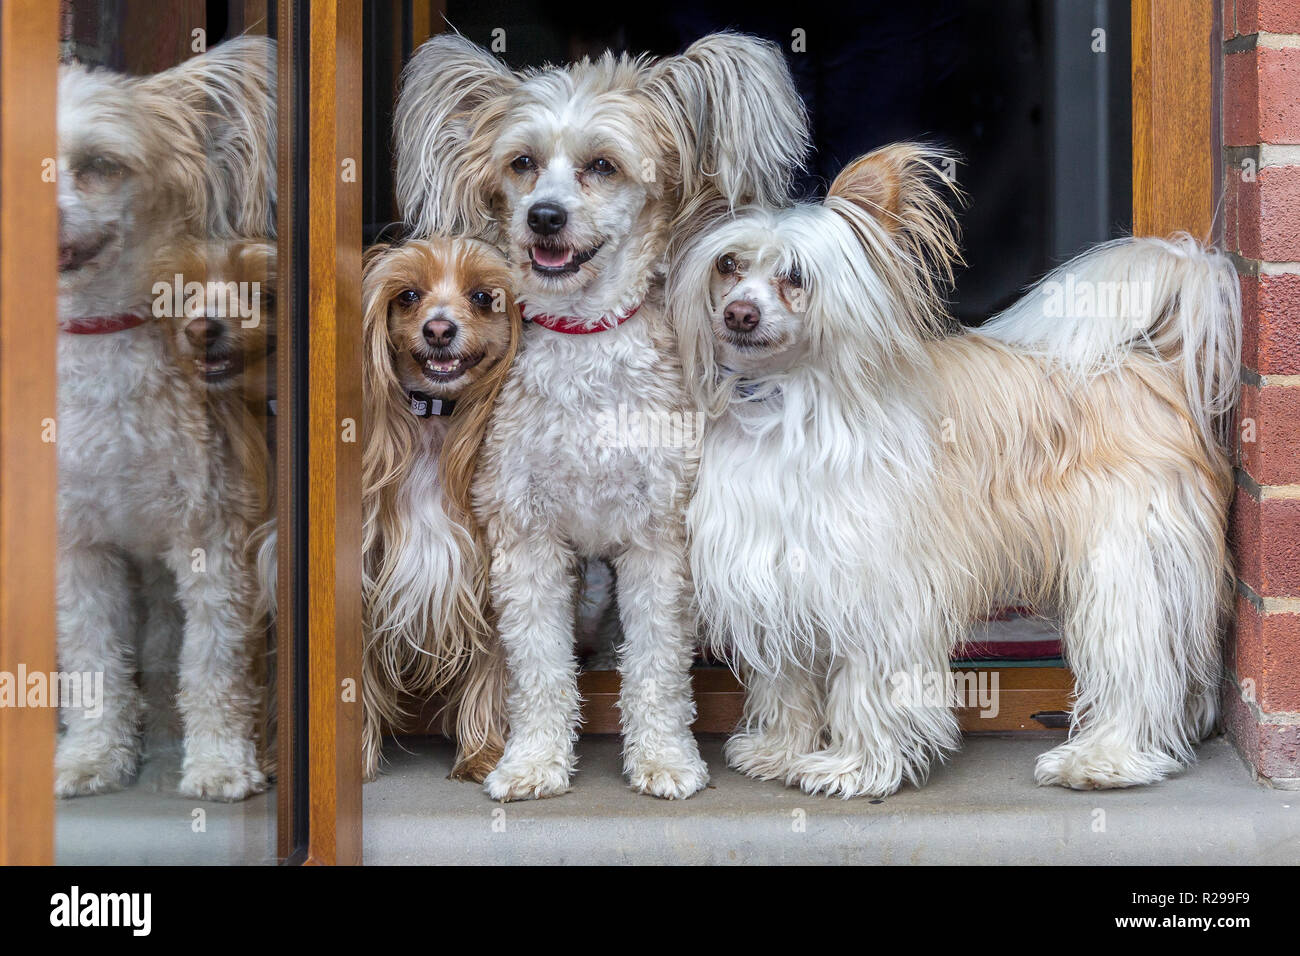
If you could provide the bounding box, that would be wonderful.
[168,536,267,802]
[482,527,581,801]
[612,534,708,799]
[55,544,143,797]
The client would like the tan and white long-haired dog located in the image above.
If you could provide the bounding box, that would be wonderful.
[394,31,808,800]
[361,239,520,782]
[670,144,1240,797]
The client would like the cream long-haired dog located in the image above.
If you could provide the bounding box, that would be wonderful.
[670,144,1240,797]
[361,239,520,782]
[394,32,809,799]
[55,37,275,800]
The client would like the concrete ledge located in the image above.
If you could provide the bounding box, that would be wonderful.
[364,734,1300,865]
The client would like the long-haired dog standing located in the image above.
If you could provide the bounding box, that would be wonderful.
[671,144,1240,797]
[55,37,275,800]
[361,239,520,782]
[394,32,809,799]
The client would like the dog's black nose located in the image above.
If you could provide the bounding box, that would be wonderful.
[527,202,567,236]
[724,300,761,333]
[184,318,224,348]
[422,317,458,347]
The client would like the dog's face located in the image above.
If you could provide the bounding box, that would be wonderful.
[161,241,276,392]
[489,73,668,308]
[704,228,814,374]
[672,146,963,392]
[395,33,812,317]
[365,240,516,400]
[56,67,194,300]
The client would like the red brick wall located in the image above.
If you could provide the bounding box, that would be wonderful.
[1224,0,1300,788]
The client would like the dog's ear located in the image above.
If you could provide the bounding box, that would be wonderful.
[363,242,392,274]
[394,33,518,239]
[139,36,277,238]
[828,144,963,277]
[827,143,965,333]
[648,32,809,211]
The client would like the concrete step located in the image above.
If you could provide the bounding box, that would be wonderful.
[363,733,1299,864]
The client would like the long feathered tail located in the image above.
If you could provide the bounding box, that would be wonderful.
[979,233,1242,451]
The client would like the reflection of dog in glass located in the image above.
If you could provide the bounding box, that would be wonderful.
[361,239,520,782]
[55,38,275,800]
[672,144,1240,797]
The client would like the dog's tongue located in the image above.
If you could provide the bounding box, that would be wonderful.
[533,246,573,268]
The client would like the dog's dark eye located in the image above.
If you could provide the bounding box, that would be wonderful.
[510,155,536,173]
[78,156,125,179]
[786,266,803,289]
[395,289,421,306]
[588,157,616,176]
[469,289,494,309]
[716,254,737,275]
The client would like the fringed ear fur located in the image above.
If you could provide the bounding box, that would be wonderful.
[139,35,277,239]
[825,143,965,325]
[394,33,519,238]
[647,31,809,212]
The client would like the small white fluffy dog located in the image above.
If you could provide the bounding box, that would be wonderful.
[671,144,1239,797]
[55,37,275,800]
[394,32,809,799]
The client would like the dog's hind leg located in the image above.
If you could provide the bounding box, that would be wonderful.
[482,527,582,801]
[55,544,143,797]
[611,532,709,799]
[725,662,825,782]
[168,534,267,801]
[1036,499,1226,790]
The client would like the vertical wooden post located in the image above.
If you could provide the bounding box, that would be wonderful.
[0,0,58,867]
[1131,0,1217,238]
[306,0,364,866]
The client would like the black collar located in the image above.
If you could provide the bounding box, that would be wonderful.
[407,390,456,418]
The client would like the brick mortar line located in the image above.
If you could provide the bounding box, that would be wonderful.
[1232,467,1300,499]
[1237,579,1300,615]
[1224,664,1300,725]
[1240,369,1300,386]
[1224,144,1300,167]
[1257,32,1300,50]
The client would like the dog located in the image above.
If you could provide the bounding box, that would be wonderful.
[393,31,809,799]
[361,238,520,782]
[141,238,277,762]
[55,37,276,800]
[669,143,1240,797]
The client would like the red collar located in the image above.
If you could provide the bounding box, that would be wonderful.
[61,314,148,335]
[522,303,640,334]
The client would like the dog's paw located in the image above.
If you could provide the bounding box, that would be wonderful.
[55,738,138,798]
[724,730,804,781]
[179,757,268,802]
[627,753,709,799]
[785,752,903,799]
[484,758,571,802]
[1034,742,1181,790]
[55,758,134,798]
[450,743,504,784]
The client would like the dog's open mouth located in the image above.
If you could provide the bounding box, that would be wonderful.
[58,233,112,273]
[528,242,603,276]
[416,350,484,383]
[194,347,246,384]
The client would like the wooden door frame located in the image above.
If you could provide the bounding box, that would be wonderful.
[0,0,58,867]
[302,0,364,867]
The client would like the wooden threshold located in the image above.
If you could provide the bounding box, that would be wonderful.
[393,665,1076,740]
